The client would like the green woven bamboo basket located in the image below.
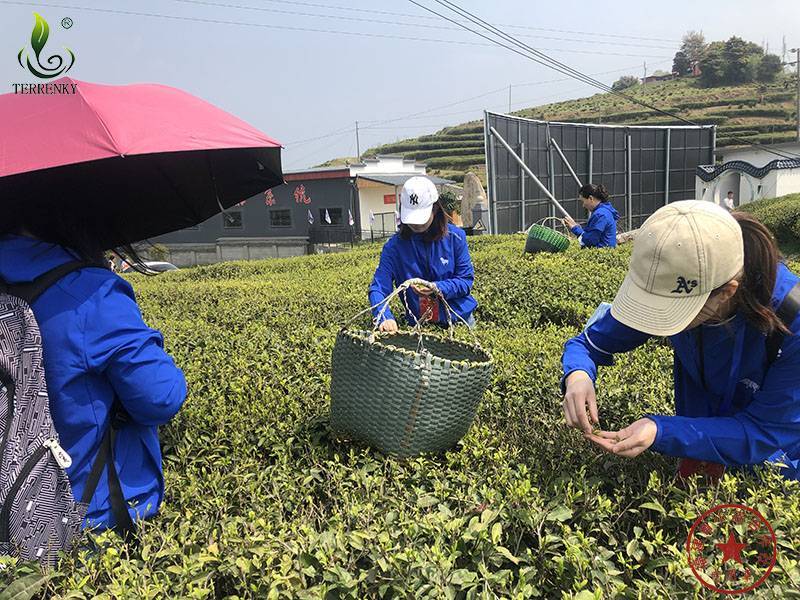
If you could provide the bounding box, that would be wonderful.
[524,223,570,254]
[330,279,493,457]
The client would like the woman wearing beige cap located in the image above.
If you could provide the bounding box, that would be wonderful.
[561,200,800,479]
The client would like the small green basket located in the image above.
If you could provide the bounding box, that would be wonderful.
[524,223,570,254]
[329,279,493,457]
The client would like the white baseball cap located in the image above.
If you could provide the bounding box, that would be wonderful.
[400,176,439,225]
[610,200,744,336]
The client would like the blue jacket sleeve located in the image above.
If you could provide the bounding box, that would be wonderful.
[576,211,610,248]
[570,225,585,237]
[649,333,800,466]
[368,242,397,323]
[435,233,475,300]
[562,308,652,391]
[84,277,186,427]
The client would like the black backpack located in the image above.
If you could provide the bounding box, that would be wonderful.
[0,262,133,565]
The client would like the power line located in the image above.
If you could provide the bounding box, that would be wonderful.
[0,1,671,58]
[218,0,681,43]
[412,0,800,160]
[169,0,677,50]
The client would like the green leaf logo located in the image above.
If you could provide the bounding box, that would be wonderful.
[18,12,76,79]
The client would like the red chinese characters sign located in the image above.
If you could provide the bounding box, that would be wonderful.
[383,194,395,205]
[294,184,311,205]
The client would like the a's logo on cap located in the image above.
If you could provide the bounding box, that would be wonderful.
[671,277,699,294]
[408,193,419,206]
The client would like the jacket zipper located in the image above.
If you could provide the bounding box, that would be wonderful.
[0,442,50,543]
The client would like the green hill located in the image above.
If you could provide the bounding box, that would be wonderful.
[339,77,797,184]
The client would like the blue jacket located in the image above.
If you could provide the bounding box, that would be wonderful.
[570,202,619,248]
[0,235,186,529]
[562,263,800,479]
[369,224,477,325]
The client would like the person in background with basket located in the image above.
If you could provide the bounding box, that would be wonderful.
[562,183,619,249]
[561,201,800,480]
[369,176,477,331]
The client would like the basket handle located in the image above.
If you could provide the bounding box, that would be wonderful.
[342,278,481,345]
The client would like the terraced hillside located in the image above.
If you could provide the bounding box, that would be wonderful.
[346,77,798,184]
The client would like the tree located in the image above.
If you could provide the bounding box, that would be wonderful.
[698,42,727,87]
[680,31,707,69]
[612,75,639,91]
[757,54,783,82]
[723,36,761,84]
[672,50,691,76]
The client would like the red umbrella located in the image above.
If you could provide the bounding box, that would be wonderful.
[0,77,283,248]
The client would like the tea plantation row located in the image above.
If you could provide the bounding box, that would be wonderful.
[2,235,799,598]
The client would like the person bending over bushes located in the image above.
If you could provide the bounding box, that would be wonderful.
[369,177,477,331]
[0,207,187,531]
[562,201,800,480]
[563,183,619,249]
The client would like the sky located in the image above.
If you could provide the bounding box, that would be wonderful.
[1,0,798,170]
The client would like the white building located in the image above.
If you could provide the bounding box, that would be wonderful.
[696,142,800,207]
[349,155,452,236]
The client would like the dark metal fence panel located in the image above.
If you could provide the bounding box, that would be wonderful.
[485,112,715,232]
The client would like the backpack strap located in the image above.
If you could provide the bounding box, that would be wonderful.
[0,261,92,305]
[81,408,135,539]
[766,282,800,366]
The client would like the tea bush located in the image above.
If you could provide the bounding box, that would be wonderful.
[2,237,799,598]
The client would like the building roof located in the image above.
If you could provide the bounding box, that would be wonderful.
[697,158,800,182]
[283,166,351,182]
[357,174,453,186]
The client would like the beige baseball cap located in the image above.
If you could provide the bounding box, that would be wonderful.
[610,200,744,336]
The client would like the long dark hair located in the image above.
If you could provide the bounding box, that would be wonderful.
[399,200,449,242]
[579,183,611,203]
[726,212,789,335]
[0,201,150,272]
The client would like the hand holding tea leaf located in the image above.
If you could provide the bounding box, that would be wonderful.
[412,283,436,296]
[586,418,657,458]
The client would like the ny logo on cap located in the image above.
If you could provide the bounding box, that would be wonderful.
[409,193,419,206]
[671,277,698,294]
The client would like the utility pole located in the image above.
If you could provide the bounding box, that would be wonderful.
[508,84,512,113]
[355,121,361,161]
[782,36,787,63]
[642,61,647,86]
[793,48,800,142]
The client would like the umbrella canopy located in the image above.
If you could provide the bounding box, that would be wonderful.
[0,77,283,249]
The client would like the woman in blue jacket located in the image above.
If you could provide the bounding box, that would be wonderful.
[563,184,619,248]
[0,208,186,530]
[369,176,477,331]
[562,201,800,479]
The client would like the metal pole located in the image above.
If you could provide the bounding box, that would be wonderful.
[546,124,556,220]
[588,143,593,183]
[355,121,361,161]
[550,138,582,187]
[520,141,526,231]
[488,126,571,219]
[794,48,800,141]
[626,134,633,231]
[483,111,495,234]
[664,128,671,205]
[489,132,499,234]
